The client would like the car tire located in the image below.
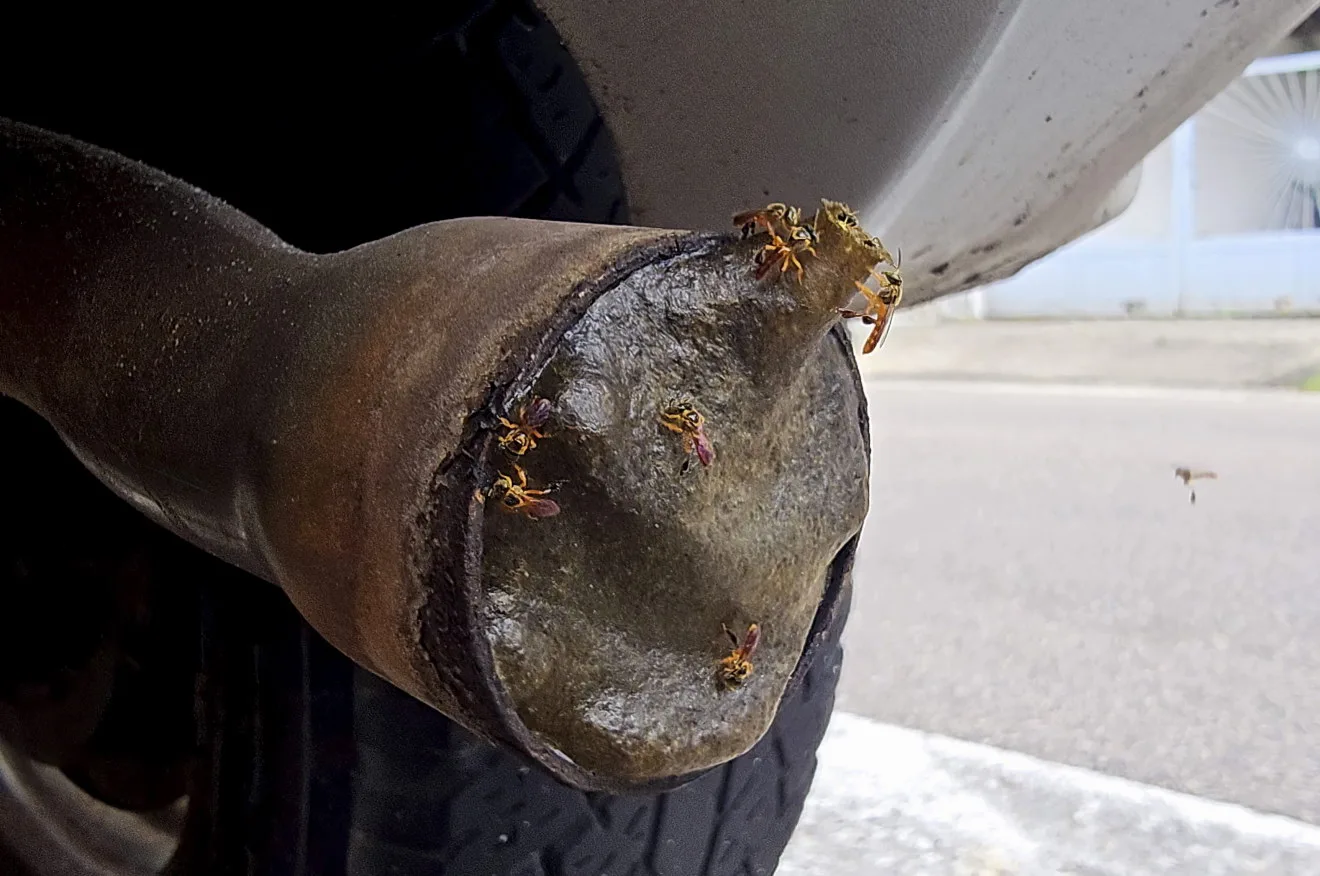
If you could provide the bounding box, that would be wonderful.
[0,4,848,874]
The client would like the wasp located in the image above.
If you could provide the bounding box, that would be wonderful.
[828,202,861,230]
[1174,467,1217,504]
[839,250,903,354]
[756,222,819,283]
[497,397,552,456]
[718,623,761,688]
[861,235,897,268]
[480,464,560,518]
[734,202,817,283]
[819,201,896,258]
[659,399,715,471]
[734,202,797,239]
[817,200,900,271]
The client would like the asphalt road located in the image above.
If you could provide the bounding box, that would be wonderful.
[837,380,1320,824]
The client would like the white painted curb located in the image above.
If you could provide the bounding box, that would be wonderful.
[780,712,1320,876]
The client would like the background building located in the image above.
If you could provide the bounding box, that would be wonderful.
[939,45,1320,319]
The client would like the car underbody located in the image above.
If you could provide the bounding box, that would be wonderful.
[541,0,1320,304]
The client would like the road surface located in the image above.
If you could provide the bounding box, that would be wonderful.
[837,380,1320,823]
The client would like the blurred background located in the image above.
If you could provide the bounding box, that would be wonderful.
[782,19,1320,876]
[921,26,1320,323]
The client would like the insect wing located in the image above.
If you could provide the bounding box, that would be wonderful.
[740,623,761,659]
[525,496,561,519]
[755,249,783,280]
[862,305,895,354]
[733,208,774,235]
[524,397,553,428]
[694,432,716,467]
[732,209,759,228]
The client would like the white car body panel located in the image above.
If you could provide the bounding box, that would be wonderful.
[541,0,1319,305]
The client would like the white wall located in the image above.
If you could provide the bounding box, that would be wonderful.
[974,54,1320,318]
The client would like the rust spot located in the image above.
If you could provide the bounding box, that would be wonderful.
[931,261,951,276]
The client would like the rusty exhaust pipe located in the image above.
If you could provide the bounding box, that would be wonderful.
[0,119,878,791]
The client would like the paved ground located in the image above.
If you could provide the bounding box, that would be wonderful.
[853,318,1320,389]
[836,380,1320,824]
[781,713,1320,876]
